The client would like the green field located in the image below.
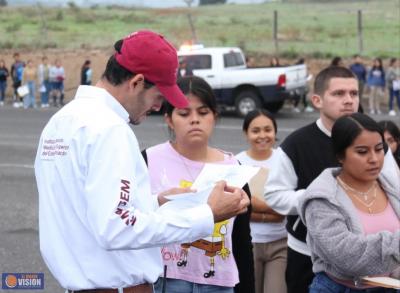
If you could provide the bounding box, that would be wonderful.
[0,0,399,58]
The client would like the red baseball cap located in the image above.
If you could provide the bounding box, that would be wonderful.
[115,30,189,108]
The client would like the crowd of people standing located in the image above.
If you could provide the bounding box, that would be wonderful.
[0,53,93,109]
[348,55,400,116]
[247,54,400,116]
[5,28,396,293]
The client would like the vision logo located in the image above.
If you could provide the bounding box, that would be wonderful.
[2,273,44,290]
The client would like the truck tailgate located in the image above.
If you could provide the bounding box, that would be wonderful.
[284,64,308,90]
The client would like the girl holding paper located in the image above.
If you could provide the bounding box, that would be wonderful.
[236,109,287,293]
[298,113,400,292]
[143,76,254,293]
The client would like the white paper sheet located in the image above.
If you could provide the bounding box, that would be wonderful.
[163,163,259,204]
[362,276,400,289]
[191,163,260,190]
[163,186,214,203]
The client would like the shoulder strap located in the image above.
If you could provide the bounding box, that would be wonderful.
[141,149,148,166]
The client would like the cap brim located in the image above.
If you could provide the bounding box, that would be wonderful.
[157,84,189,108]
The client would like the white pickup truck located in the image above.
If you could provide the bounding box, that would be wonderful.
[178,46,308,116]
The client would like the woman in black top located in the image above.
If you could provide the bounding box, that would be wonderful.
[80,60,92,85]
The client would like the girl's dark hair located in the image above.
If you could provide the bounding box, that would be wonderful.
[330,56,342,67]
[242,109,277,134]
[372,57,383,71]
[378,120,400,166]
[81,59,91,71]
[102,39,153,88]
[164,76,218,117]
[378,120,400,142]
[270,57,280,67]
[332,113,385,160]
[389,58,397,66]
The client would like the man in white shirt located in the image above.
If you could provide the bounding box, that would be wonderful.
[34,30,249,293]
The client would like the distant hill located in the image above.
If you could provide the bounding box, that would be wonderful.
[9,0,269,8]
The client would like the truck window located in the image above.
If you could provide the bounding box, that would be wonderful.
[223,52,245,68]
[180,55,212,70]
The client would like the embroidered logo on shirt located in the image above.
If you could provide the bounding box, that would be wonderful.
[115,179,137,226]
[40,138,69,160]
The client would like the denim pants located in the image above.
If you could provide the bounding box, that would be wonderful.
[40,80,50,105]
[0,81,6,102]
[389,87,400,111]
[310,272,397,293]
[154,277,234,293]
[23,81,36,108]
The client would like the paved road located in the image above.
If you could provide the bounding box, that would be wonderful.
[0,105,396,292]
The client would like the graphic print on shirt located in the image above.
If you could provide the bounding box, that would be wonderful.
[176,179,231,278]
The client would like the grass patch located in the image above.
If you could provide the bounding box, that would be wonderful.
[5,23,22,33]
[0,0,398,58]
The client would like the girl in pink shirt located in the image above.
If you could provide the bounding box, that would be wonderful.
[143,76,254,293]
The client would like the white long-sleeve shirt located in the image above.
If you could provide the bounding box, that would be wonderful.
[49,65,65,82]
[34,85,214,290]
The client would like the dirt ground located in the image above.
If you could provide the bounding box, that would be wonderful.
[0,49,362,104]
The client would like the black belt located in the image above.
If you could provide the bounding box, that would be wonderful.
[67,283,153,293]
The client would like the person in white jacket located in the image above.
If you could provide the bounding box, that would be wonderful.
[34,30,249,293]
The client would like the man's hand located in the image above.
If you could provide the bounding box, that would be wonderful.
[207,181,250,223]
[157,187,196,206]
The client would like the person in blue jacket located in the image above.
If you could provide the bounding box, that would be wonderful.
[349,54,367,100]
[367,58,385,115]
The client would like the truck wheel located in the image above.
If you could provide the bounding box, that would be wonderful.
[265,101,284,113]
[235,91,261,117]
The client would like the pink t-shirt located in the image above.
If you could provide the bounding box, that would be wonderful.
[356,202,400,235]
[330,201,400,289]
[146,142,240,287]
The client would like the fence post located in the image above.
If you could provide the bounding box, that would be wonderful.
[273,10,278,53]
[357,10,363,54]
[187,13,198,44]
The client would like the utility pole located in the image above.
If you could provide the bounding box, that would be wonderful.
[36,2,48,46]
[183,0,198,44]
[273,10,278,53]
[357,10,363,54]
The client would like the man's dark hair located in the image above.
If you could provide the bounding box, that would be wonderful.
[314,66,356,96]
[332,113,386,161]
[102,39,153,88]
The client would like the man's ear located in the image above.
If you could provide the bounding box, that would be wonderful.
[311,94,323,110]
[128,74,145,91]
